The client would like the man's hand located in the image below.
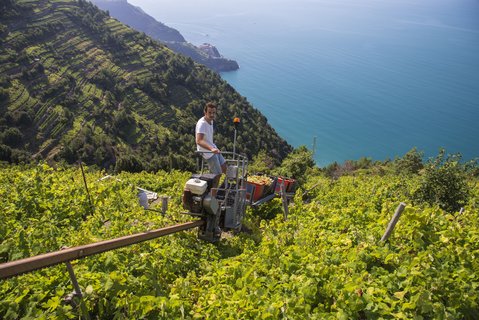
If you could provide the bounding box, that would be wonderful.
[196,132,220,154]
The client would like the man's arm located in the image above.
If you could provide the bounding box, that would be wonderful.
[196,133,220,153]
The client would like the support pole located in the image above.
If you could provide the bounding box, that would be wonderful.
[455,207,465,220]
[232,117,240,159]
[161,196,169,215]
[381,202,406,242]
[79,162,94,215]
[233,128,237,160]
[65,261,82,298]
[65,261,91,320]
[280,182,289,220]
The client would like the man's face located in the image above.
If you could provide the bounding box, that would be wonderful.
[204,107,217,123]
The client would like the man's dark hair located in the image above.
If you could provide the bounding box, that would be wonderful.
[204,102,217,113]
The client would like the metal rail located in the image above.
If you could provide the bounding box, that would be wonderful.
[0,220,204,280]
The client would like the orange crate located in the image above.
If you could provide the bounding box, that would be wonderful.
[275,177,294,193]
[246,182,265,202]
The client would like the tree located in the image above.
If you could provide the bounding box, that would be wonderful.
[412,149,469,213]
[114,154,144,173]
[112,109,135,140]
[0,88,8,102]
[274,145,315,186]
[249,150,276,175]
[394,147,424,175]
[0,144,12,162]
[1,127,23,147]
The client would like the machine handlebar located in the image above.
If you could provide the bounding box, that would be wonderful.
[195,150,247,160]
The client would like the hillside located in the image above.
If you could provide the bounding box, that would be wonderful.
[90,0,240,72]
[0,162,478,318]
[0,0,291,172]
[92,0,186,43]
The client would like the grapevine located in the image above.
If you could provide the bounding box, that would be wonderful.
[247,175,273,186]
[0,164,478,319]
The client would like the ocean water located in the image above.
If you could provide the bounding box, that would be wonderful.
[129,0,479,166]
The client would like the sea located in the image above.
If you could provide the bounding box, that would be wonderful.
[128,0,479,166]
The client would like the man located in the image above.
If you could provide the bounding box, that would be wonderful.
[196,102,227,175]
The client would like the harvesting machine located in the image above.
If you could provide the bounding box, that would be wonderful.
[182,151,249,242]
[181,118,296,242]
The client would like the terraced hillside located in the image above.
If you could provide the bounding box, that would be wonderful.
[91,0,240,72]
[0,0,291,171]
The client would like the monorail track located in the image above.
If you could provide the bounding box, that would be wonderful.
[0,220,204,280]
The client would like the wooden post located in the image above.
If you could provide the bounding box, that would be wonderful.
[65,261,82,298]
[79,162,94,215]
[161,196,169,215]
[64,259,91,320]
[280,182,289,220]
[381,202,406,242]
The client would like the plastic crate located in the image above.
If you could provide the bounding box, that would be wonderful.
[262,176,277,197]
[246,181,265,202]
[275,177,295,193]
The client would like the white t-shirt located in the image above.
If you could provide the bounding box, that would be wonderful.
[196,116,217,159]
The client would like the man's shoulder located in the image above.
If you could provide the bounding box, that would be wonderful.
[197,117,213,127]
[196,117,209,133]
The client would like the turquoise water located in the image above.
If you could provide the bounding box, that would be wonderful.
[129,0,479,166]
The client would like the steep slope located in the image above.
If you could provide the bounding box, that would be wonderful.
[0,0,291,171]
[92,0,185,42]
[91,0,239,72]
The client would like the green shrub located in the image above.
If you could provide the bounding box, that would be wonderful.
[274,145,315,186]
[0,144,12,162]
[322,157,378,179]
[412,149,469,213]
[394,147,424,175]
[0,127,23,147]
[114,154,144,173]
[248,149,276,175]
[0,88,8,102]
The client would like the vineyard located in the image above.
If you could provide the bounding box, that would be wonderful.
[1,163,478,319]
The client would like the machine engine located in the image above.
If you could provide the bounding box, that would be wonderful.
[182,174,220,211]
[182,161,248,243]
[182,174,223,242]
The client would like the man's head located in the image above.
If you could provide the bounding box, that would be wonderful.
[204,102,217,123]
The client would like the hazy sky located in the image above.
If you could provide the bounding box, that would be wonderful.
[127,0,479,31]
